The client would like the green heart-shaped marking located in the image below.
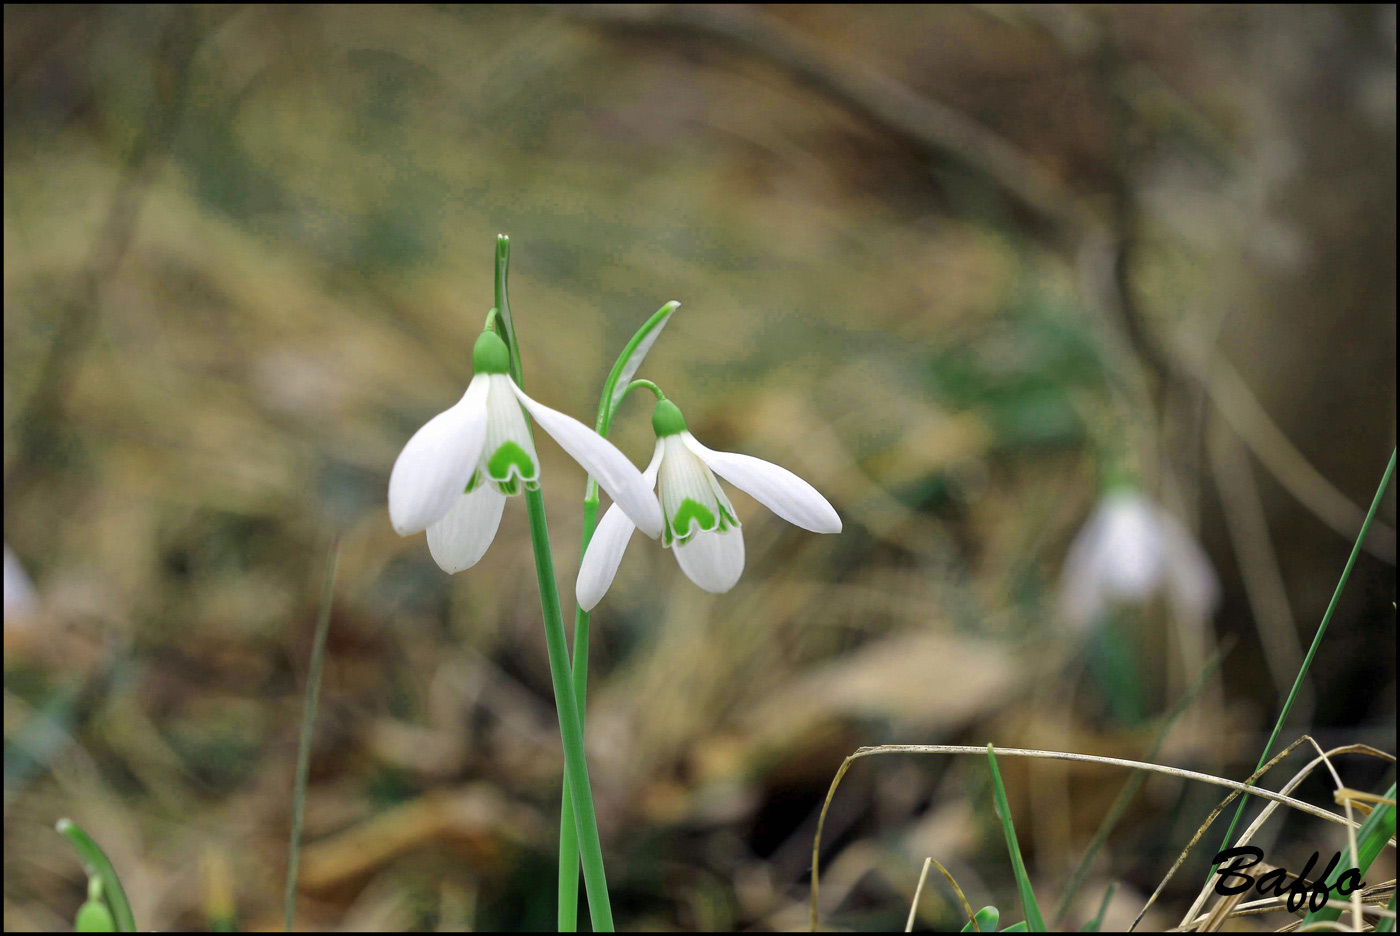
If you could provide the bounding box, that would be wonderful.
[487,441,535,485]
[671,498,717,539]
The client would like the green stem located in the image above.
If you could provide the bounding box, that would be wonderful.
[1205,448,1395,885]
[556,302,677,930]
[284,537,341,931]
[494,235,615,932]
[557,493,599,931]
[56,819,136,933]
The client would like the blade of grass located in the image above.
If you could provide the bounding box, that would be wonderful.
[960,906,999,932]
[1206,448,1395,887]
[986,744,1045,932]
[56,818,136,933]
[283,536,340,931]
[495,235,615,932]
[1083,882,1115,932]
[1303,781,1397,926]
[809,742,1367,932]
[1052,643,1229,925]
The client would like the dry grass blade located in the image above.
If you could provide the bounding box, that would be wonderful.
[1179,744,1396,928]
[809,742,1370,932]
[906,857,977,932]
[1196,878,1253,933]
[1135,737,1311,931]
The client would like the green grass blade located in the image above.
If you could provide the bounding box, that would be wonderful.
[986,744,1046,932]
[1302,781,1396,926]
[1208,448,1395,884]
[1083,882,1115,932]
[960,905,1000,932]
[56,818,136,933]
[284,537,340,931]
[1002,922,1029,932]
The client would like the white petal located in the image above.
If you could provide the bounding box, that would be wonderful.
[509,381,664,538]
[672,526,745,593]
[575,442,662,611]
[576,505,639,611]
[426,486,507,573]
[1094,492,1166,601]
[1058,508,1110,629]
[682,433,840,533]
[481,374,540,494]
[388,375,490,535]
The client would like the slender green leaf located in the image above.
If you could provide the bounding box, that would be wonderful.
[960,905,1000,932]
[1209,449,1395,883]
[604,301,678,418]
[56,819,135,933]
[1002,922,1029,932]
[1302,781,1396,925]
[1083,882,1115,932]
[986,745,1045,932]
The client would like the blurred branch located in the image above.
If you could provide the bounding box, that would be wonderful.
[550,3,1090,235]
[3,7,209,509]
[1206,354,1396,562]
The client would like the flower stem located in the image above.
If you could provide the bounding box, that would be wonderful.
[557,493,599,931]
[557,301,678,930]
[494,235,614,932]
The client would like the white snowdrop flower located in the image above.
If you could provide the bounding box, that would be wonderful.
[4,543,38,618]
[576,398,841,609]
[1059,487,1220,630]
[389,331,664,573]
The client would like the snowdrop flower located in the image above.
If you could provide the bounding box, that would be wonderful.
[576,398,840,609]
[1059,487,1220,630]
[4,542,38,619]
[389,331,664,573]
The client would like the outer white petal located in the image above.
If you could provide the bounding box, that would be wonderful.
[681,433,841,533]
[388,375,490,535]
[508,382,664,538]
[1094,491,1166,602]
[575,441,664,611]
[672,526,746,593]
[1058,508,1110,629]
[576,506,638,611]
[426,486,507,573]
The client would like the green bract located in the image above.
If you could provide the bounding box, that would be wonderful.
[472,329,511,374]
[651,398,687,437]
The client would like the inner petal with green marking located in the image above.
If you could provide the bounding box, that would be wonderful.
[488,441,535,485]
[671,497,717,540]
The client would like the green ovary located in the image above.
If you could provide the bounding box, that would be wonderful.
[671,498,717,539]
[487,441,536,489]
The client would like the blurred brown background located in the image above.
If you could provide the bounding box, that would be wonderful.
[4,5,1395,931]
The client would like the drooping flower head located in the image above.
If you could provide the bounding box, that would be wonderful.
[389,330,663,573]
[1059,486,1220,630]
[577,397,840,608]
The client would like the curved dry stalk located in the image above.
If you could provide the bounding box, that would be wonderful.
[809,743,1373,932]
[1178,885,1396,930]
[1178,744,1396,929]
